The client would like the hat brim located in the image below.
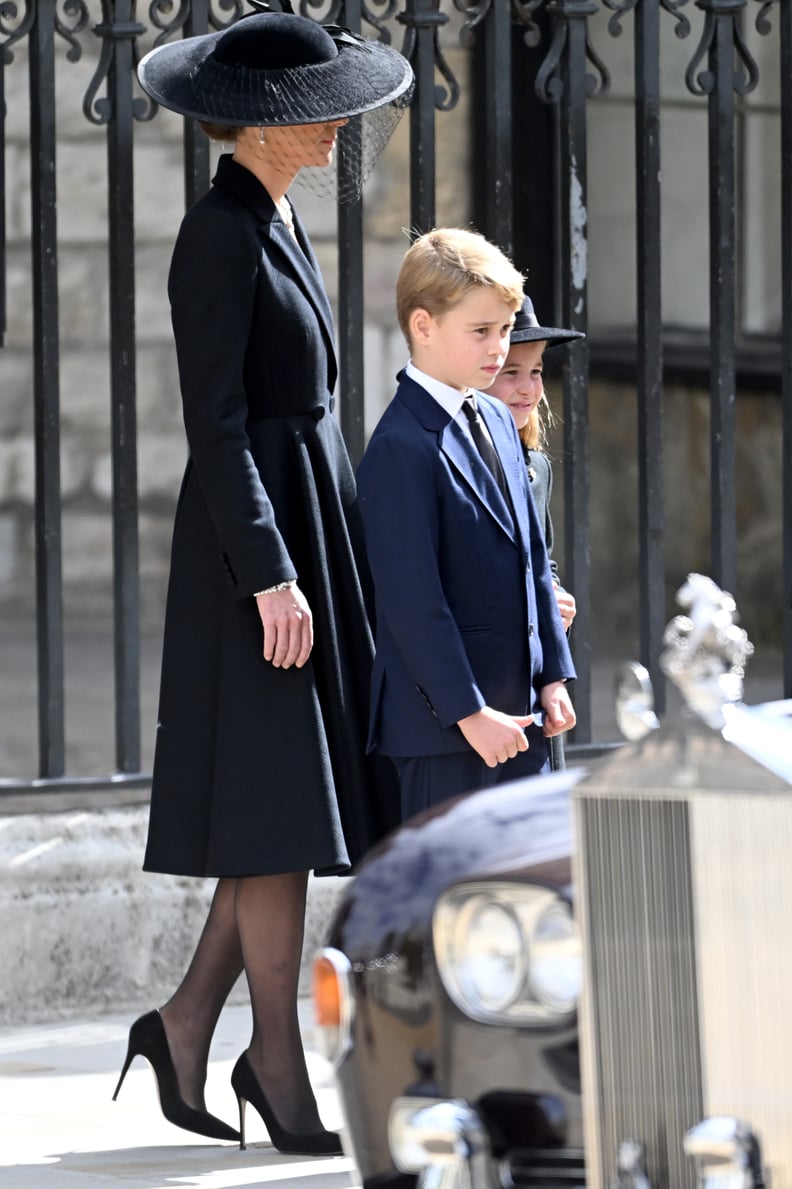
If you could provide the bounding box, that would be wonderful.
[138,28,413,125]
[510,324,586,348]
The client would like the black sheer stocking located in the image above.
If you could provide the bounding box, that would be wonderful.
[236,870,324,1135]
[159,877,243,1109]
[157,870,321,1133]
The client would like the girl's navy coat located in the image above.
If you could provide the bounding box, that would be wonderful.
[356,374,576,758]
[144,155,398,879]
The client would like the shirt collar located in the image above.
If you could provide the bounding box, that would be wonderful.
[405,361,469,420]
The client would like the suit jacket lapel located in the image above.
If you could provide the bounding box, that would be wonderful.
[441,419,517,542]
[476,398,532,547]
[396,376,517,543]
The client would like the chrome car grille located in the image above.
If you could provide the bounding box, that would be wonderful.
[575,773,792,1188]
[575,795,702,1189]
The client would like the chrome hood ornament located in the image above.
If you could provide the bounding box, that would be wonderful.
[659,573,754,730]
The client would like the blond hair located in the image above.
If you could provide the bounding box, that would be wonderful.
[396,228,525,346]
[519,391,556,453]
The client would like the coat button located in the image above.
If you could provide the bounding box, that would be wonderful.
[312,406,326,421]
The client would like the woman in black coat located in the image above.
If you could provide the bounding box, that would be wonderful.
[488,295,584,769]
[113,11,412,1153]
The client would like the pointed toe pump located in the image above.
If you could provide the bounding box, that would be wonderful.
[114,1010,240,1143]
[231,1052,343,1155]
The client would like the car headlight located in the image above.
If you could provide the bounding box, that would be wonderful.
[433,882,581,1025]
[312,947,354,1065]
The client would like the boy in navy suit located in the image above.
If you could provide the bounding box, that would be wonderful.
[357,228,577,820]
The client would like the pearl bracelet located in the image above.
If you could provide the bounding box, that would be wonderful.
[254,580,296,597]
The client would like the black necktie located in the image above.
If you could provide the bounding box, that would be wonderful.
[461,395,510,501]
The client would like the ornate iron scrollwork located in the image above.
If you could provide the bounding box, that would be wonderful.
[1,1,35,64]
[534,0,609,104]
[602,0,691,40]
[296,2,398,44]
[398,1,458,112]
[754,0,779,36]
[297,0,343,24]
[512,0,550,49]
[83,1,152,124]
[2,0,91,64]
[685,0,759,96]
[55,0,90,60]
[452,0,490,48]
[149,0,242,47]
[148,0,191,42]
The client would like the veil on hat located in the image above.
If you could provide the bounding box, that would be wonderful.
[137,2,414,202]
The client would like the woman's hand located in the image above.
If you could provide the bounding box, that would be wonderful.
[255,584,313,669]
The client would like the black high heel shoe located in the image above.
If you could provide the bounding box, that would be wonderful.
[231,1052,343,1155]
[113,1010,240,1143]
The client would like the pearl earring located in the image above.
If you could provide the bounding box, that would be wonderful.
[259,126,266,145]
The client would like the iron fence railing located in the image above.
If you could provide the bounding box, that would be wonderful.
[0,0,788,794]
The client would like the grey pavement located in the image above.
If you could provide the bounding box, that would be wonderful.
[0,1000,360,1188]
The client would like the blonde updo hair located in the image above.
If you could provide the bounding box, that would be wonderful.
[397,228,525,348]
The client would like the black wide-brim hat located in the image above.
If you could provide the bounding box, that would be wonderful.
[137,12,414,126]
[510,295,585,348]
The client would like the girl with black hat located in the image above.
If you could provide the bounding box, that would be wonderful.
[489,295,584,767]
[112,8,412,1155]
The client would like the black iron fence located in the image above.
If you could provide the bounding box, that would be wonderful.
[0,0,788,794]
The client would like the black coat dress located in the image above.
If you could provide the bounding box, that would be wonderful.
[144,155,398,878]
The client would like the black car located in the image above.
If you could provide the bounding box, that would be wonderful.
[313,576,792,1189]
[313,770,586,1187]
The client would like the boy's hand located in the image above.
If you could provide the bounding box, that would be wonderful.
[540,680,576,737]
[457,706,534,768]
[553,584,576,630]
[256,584,313,669]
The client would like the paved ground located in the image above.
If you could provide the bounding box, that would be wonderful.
[0,1000,361,1188]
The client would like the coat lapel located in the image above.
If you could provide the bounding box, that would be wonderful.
[397,376,517,544]
[212,156,338,385]
[275,210,337,364]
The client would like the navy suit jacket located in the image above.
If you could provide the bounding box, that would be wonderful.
[356,372,576,757]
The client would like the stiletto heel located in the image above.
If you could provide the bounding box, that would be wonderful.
[230,1053,343,1155]
[114,1010,240,1143]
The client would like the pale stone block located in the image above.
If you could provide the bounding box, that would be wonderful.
[0,515,18,587]
[93,432,186,503]
[134,244,178,344]
[62,511,113,583]
[57,245,111,346]
[60,350,112,432]
[743,111,781,336]
[587,100,637,331]
[134,142,189,242]
[137,432,187,501]
[0,350,34,433]
[138,512,177,583]
[60,435,93,499]
[0,435,35,503]
[0,804,349,1023]
[3,144,29,244]
[136,346,182,429]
